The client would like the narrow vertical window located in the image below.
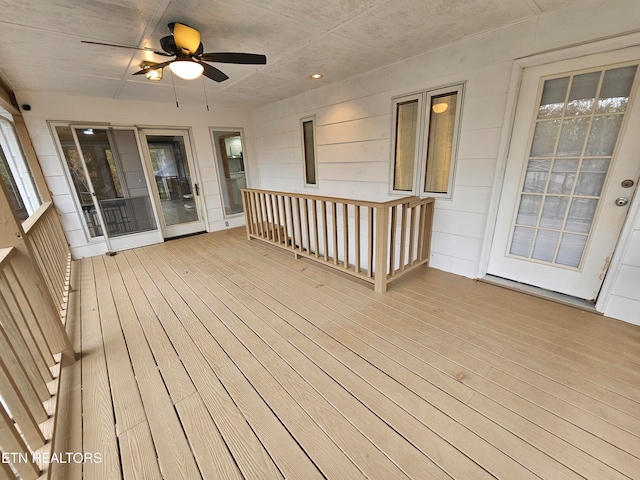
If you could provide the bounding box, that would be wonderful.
[0,116,42,220]
[424,89,460,195]
[301,117,317,186]
[393,98,420,191]
[0,144,28,221]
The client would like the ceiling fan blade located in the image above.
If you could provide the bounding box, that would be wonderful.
[170,22,201,55]
[201,62,229,82]
[81,40,172,57]
[132,61,173,75]
[198,52,267,65]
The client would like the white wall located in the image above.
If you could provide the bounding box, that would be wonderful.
[16,92,255,258]
[251,0,640,323]
[602,207,640,326]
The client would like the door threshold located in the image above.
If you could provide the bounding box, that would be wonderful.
[480,275,601,314]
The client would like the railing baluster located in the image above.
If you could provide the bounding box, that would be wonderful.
[332,202,338,265]
[5,264,55,366]
[399,203,408,272]
[418,203,427,261]
[322,201,328,261]
[304,198,311,254]
[0,405,40,480]
[343,203,349,269]
[269,193,275,241]
[0,292,50,394]
[251,191,258,236]
[0,273,52,382]
[0,321,48,419]
[408,205,417,266]
[0,353,45,449]
[389,205,397,276]
[367,206,374,278]
[355,205,361,273]
[295,197,303,253]
[312,200,319,258]
[287,196,295,250]
[273,194,282,245]
[253,192,263,238]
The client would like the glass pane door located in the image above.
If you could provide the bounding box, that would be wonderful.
[212,130,246,216]
[73,128,158,239]
[142,131,205,238]
[509,65,637,268]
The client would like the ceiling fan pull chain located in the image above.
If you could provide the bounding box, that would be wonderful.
[170,70,179,108]
[202,76,210,111]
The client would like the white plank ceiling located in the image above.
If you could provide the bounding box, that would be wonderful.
[0,0,589,109]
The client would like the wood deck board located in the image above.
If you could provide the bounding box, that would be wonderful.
[51,229,640,479]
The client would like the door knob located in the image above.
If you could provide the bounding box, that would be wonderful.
[615,197,629,206]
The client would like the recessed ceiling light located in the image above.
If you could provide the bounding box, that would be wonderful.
[83,128,94,135]
[310,74,323,79]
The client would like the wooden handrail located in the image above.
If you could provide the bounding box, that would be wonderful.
[242,189,434,293]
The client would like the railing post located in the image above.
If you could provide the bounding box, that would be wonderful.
[241,189,251,240]
[374,205,389,294]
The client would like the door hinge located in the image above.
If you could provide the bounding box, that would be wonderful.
[194,183,199,196]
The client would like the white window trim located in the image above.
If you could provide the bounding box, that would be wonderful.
[389,83,464,199]
[0,116,41,215]
[300,115,319,188]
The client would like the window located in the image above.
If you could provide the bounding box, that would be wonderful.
[301,116,318,186]
[0,116,42,221]
[390,84,463,198]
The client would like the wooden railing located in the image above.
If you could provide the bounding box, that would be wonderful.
[22,202,72,319]
[0,201,74,479]
[242,189,434,293]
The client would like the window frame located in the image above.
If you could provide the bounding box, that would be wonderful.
[0,115,42,219]
[300,115,319,188]
[389,83,464,199]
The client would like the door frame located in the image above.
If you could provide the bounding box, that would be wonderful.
[479,32,640,312]
[138,127,208,238]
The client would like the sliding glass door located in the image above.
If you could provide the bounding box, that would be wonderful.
[53,125,162,250]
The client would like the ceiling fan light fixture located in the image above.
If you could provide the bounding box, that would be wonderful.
[140,61,163,81]
[169,60,204,79]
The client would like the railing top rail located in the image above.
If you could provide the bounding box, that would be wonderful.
[21,201,53,234]
[0,246,15,268]
[242,188,434,209]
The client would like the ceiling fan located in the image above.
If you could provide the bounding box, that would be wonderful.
[82,22,266,82]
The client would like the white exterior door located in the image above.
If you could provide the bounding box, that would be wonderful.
[488,49,640,301]
[140,129,207,239]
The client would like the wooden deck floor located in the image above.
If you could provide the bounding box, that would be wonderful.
[52,228,640,479]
